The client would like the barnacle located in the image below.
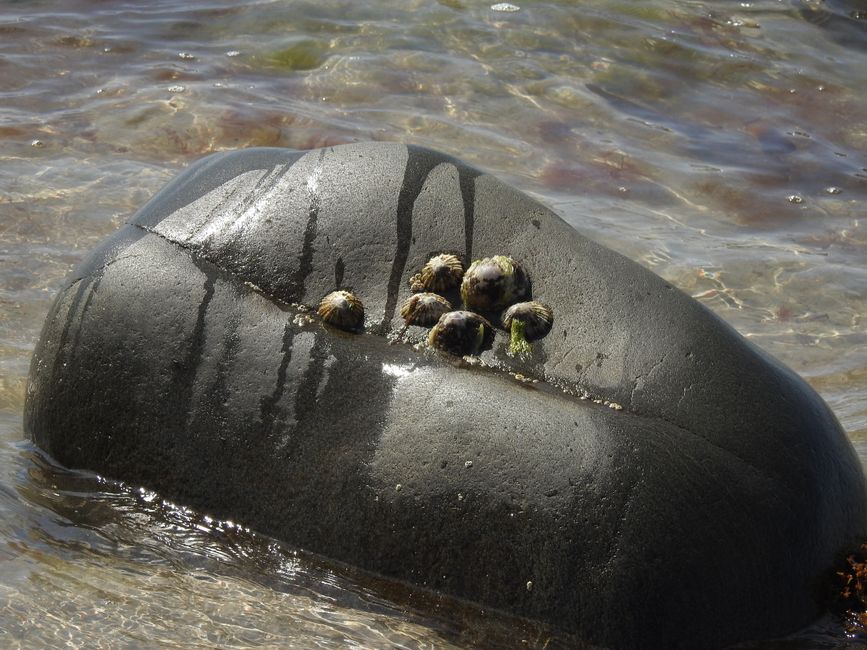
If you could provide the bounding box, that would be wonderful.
[502,301,553,356]
[428,310,495,356]
[400,292,453,327]
[316,290,364,332]
[408,273,425,292]
[460,255,530,311]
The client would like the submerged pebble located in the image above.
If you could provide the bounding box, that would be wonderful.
[264,41,326,71]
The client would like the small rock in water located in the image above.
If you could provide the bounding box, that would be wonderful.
[491,3,520,12]
[825,186,842,195]
[787,194,804,204]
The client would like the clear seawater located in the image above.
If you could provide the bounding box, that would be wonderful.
[1,0,866,647]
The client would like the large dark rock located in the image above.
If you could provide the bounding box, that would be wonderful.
[24,144,867,649]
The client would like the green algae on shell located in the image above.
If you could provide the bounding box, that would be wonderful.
[317,290,364,332]
[460,255,530,311]
[502,301,553,356]
[428,310,495,356]
[400,292,453,327]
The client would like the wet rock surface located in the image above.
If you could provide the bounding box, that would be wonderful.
[24,143,867,649]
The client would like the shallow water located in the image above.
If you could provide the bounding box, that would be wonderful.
[1,0,866,647]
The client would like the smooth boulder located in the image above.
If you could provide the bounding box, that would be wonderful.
[24,143,867,649]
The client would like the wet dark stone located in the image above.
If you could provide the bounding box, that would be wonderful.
[24,143,867,649]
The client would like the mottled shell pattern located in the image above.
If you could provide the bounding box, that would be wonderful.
[409,253,465,293]
[317,290,364,332]
[400,292,453,327]
[502,301,554,341]
[461,255,530,311]
[428,310,495,356]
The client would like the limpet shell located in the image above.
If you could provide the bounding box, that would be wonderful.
[428,310,495,356]
[502,301,553,341]
[461,255,530,311]
[418,253,464,293]
[502,301,553,356]
[317,290,364,332]
[400,292,453,327]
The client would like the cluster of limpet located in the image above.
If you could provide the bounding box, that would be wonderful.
[315,253,553,357]
[402,253,553,357]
